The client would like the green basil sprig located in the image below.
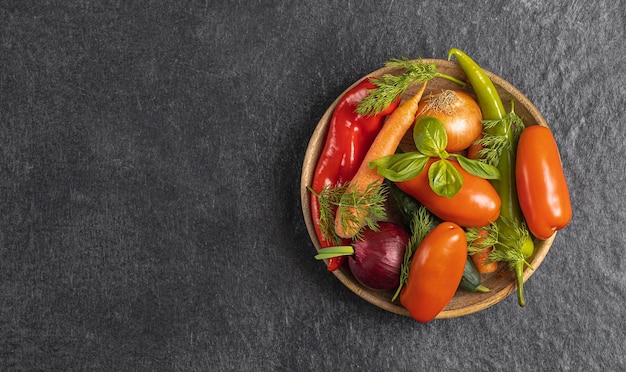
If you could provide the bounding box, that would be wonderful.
[370,116,500,198]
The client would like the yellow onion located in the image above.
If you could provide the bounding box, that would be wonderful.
[415,90,483,152]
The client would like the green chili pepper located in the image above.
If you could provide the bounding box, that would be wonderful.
[448,48,534,307]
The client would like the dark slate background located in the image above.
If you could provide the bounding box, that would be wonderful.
[1,1,625,371]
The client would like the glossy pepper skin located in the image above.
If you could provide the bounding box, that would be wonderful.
[387,181,441,230]
[400,222,467,322]
[388,182,489,293]
[448,48,534,306]
[310,78,400,271]
[395,158,501,228]
[516,125,572,240]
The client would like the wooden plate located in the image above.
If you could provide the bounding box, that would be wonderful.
[301,59,554,319]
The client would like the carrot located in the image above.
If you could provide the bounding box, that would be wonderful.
[466,133,484,160]
[334,82,428,239]
[470,228,498,274]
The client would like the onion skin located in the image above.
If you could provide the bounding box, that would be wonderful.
[348,222,409,291]
[416,90,483,152]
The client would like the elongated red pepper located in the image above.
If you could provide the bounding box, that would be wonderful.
[310,78,399,271]
[516,125,572,239]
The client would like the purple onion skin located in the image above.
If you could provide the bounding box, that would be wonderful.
[348,222,410,291]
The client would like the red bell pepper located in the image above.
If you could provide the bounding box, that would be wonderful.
[310,78,399,271]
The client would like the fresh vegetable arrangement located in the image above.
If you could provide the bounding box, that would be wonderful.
[306,49,571,322]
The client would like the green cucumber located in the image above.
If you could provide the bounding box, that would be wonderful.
[459,257,490,293]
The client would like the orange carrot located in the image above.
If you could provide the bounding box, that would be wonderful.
[334,82,428,239]
[466,133,484,160]
[470,221,498,274]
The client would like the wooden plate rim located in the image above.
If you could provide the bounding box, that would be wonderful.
[301,59,554,319]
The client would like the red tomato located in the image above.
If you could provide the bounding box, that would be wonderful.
[516,125,572,239]
[400,222,467,322]
[395,158,501,227]
[416,90,483,152]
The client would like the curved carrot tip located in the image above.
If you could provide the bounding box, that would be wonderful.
[334,207,364,239]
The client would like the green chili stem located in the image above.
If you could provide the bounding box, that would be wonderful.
[514,262,526,307]
[475,285,490,293]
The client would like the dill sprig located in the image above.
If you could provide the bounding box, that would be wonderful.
[308,184,347,245]
[488,216,534,270]
[356,58,467,117]
[337,182,388,241]
[467,217,534,270]
[391,205,435,302]
[475,102,525,167]
[466,224,499,256]
[308,181,388,243]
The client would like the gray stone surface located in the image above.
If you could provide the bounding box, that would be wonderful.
[1,1,625,370]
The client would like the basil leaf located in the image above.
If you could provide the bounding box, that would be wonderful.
[428,159,463,198]
[453,155,501,180]
[369,152,429,182]
[413,116,448,158]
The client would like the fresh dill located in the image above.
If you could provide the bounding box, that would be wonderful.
[466,223,499,256]
[391,205,435,302]
[467,217,534,270]
[475,102,525,167]
[488,216,534,270]
[308,181,388,244]
[355,58,466,117]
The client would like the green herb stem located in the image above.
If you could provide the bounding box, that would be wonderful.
[314,246,355,260]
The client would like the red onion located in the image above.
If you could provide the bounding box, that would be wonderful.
[315,222,409,291]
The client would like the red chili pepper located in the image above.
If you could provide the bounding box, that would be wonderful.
[516,125,572,240]
[310,78,400,271]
